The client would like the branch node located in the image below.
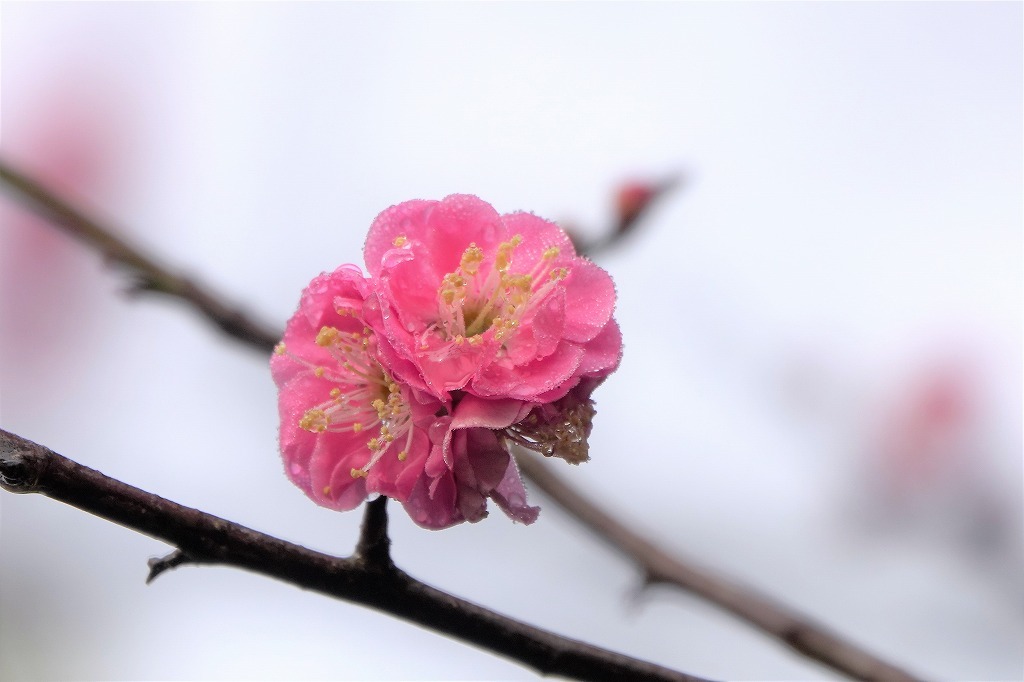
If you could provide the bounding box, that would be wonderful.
[124,274,161,297]
[355,496,393,570]
[147,549,202,584]
[0,430,47,493]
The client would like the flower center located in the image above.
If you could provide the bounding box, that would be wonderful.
[277,320,416,483]
[396,234,569,355]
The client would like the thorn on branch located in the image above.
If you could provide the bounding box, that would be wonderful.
[124,274,162,297]
[355,496,392,571]
[146,549,204,584]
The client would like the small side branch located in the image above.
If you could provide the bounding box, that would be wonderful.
[147,549,206,584]
[0,428,706,682]
[355,496,393,570]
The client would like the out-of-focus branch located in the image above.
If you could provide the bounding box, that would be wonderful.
[514,453,922,682]
[0,159,924,681]
[0,159,279,353]
[566,175,682,257]
[0,428,705,682]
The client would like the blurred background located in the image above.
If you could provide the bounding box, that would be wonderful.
[1,3,1020,680]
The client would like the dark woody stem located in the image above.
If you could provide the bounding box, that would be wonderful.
[0,429,704,682]
[0,158,924,682]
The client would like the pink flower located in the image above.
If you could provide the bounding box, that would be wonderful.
[363,195,622,404]
[428,395,540,525]
[272,265,539,529]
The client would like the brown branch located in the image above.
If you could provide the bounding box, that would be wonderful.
[0,428,706,682]
[566,174,683,258]
[354,495,394,570]
[514,453,923,682]
[0,158,925,681]
[0,159,279,353]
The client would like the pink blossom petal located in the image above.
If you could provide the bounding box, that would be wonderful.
[562,261,616,343]
[474,341,585,401]
[363,200,436,277]
[403,473,461,529]
[450,395,535,430]
[576,318,623,377]
[499,211,577,266]
[489,457,540,525]
[523,288,566,360]
[421,195,504,274]
[308,431,368,510]
[463,428,513,491]
[381,248,442,330]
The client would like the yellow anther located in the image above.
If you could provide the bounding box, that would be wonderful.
[460,243,484,275]
[367,437,380,451]
[314,367,325,378]
[299,409,329,433]
[495,236,523,273]
[350,468,368,479]
[315,326,340,347]
[393,235,408,247]
[330,387,342,398]
[444,273,465,287]
[274,342,286,355]
[550,267,569,281]
[322,486,332,495]
[398,451,408,461]
[352,422,363,432]
[543,246,560,260]
[508,274,532,292]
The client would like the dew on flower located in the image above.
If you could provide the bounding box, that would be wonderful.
[274,197,620,528]
[425,234,571,358]
[279,321,416,478]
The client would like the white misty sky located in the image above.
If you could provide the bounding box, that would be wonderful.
[1,3,1021,680]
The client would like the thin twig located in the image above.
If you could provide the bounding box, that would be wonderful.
[0,159,925,681]
[0,428,706,682]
